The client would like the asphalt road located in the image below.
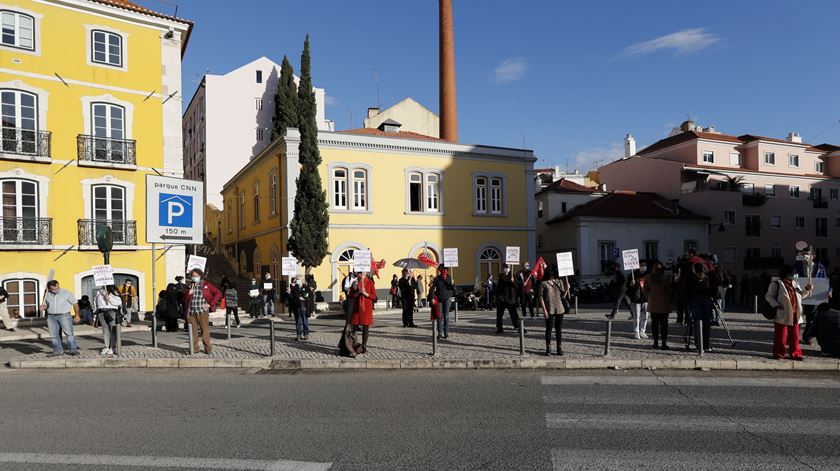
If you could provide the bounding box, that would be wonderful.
[1,369,839,470]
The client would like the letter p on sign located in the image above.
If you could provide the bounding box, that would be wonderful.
[159,193,193,228]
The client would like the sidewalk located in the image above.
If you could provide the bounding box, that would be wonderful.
[4,308,840,371]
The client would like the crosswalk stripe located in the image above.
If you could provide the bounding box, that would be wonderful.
[546,413,840,435]
[541,393,840,409]
[550,449,838,470]
[541,376,840,388]
[0,453,332,470]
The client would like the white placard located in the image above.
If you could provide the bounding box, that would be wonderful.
[505,246,520,265]
[262,283,272,290]
[354,250,372,273]
[443,248,459,268]
[282,256,298,276]
[186,255,207,273]
[145,175,204,244]
[249,289,260,297]
[556,252,575,277]
[803,278,830,306]
[92,264,114,286]
[622,249,640,271]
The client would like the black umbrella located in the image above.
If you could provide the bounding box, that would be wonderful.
[393,258,428,270]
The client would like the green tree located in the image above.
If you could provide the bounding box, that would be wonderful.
[288,35,329,273]
[271,55,299,139]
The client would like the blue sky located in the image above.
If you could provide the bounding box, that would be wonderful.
[164,0,840,171]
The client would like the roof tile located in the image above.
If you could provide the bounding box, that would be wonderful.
[546,192,707,223]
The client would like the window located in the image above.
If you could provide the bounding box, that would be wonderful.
[795,216,805,229]
[816,217,828,237]
[91,103,125,162]
[409,173,422,212]
[770,216,781,229]
[1,89,38,155]
[256,128,264,141]
[789,186,800,198]
[408,170,442,213]
[269,174,277,216]
[771,248,782,259]
[226,202,232,233]
[561,202,567,213]
[91,30,122,67]
[764,152,775,165]
[2,278,38,318]
[788,154,799,168]
[683,240,698,253]
[92,184,126,242]
[740,183,754,194]
[745,215,760,237]
[831,189,839,201]
[702,150,714,163]
[255,98,262,111]
[1,178,38,242]
[723,209,736,226]
[644,241,659,262]
[478,247,502,281]
[474,177,486,213]
[332,168,347,209]
[722,247,736,264]
[599,242,616,272]
[238,193,245,228]
[537,201,543,219]
[815,247,829,263]
[810,187,823,202]
[746,248,761,259]
[474,175,504,215]
[425,174,439,212]
[765,185,776,197]
[253,183,259,222]
[352,170,367,210]
[729,152,741,166]
[816,160,825,173]
[256,70,263,83]
[490,178,503,213]
[712,180,728,191]
[1,11,34,50]
[270,247,279,280]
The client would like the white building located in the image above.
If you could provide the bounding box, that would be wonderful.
[542,191,709,277]
[183,56,333,208]
[535,178,604,260]
[364,97,439,138]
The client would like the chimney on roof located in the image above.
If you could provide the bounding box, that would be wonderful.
[703,125,718,134]
[377,119,402,133]
[624,133,636,158]
[786,132,802,144]
[439,0,458,142]
[367,107,380,119]
[599,183,607,192]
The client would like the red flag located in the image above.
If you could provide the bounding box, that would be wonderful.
[370,258,386,278]
[417,252,438,268]
[533,256,547,281]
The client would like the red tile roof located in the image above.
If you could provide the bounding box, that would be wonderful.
[338,128,445,142]
[537,178,598,195]
[89,0,192,24]
[738,134,812,147]
[546,192,707,224]
[637,131,742,156]
[814,143,840,153]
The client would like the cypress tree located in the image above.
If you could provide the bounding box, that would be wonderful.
[288,35,329,273]
[271,55,299,139]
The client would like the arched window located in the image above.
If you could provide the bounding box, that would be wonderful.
[269,173,278,215]
[336,248,356,279]
[270,246,280,280]
[0,11,35,50]
[332,168,347,209]
[407,170,442,214]
[253,248,262,278]
[352,169,367,210]
[479,247,502,281]
[425,174,439,212]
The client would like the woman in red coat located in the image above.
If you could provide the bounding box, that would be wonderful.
[350,272,377,353]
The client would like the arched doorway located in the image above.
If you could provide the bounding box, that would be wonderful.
[330,242,365,302]
[478,246,502,282]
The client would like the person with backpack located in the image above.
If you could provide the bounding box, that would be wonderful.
[686,262,716,353]
[539,267,569,356]
[765,265,812,360]
[94,285,122,355]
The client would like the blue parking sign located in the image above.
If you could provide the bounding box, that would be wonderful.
[159,193,193,228]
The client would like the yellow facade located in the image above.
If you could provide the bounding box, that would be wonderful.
[220,129,536,302]
[0,0,191,317]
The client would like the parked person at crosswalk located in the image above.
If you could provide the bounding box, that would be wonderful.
[627,262,649,339]
[765,265,812,360]
[539,267,568,356]
[644,260,672,350]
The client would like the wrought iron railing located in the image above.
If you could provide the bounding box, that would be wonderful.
[0,217,52,245]
[76,135,136,165]
[77,219,137,246]
[0,128,51,158]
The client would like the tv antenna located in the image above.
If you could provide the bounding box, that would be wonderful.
[372,68,381,109]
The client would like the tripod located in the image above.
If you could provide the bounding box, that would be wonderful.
[713,299,737,347]
[683,299,737,350]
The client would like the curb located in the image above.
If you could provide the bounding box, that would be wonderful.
[8,357,840,371]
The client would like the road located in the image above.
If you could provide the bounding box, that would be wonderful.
[1,369,840,470]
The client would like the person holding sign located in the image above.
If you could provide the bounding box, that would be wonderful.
[182,269,222,355]
[349,272,377,353]
[261,272,276,318]
[765,265,813,360]
[495,265,522,334]
[626,261,649,340]
[93,285,122,355]
[540,267,569,355]
[429,264,455,339]
[643,260,672,350]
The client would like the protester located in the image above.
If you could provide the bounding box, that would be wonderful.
[94,285,122,355]
[810,301,840,356]
[686,262,716,353]
[606,262,630,320]
[518,262,536,318]
[398,269,417,327]
[39,280,80,357]
[78,295,94,325]
[539,268,568,356]
[644,260,672,350]
[182,269,222,354]
[626,262,648,339]
[262,272,276,318]
[160,283,181,332]
[342,271,355,317]
[416,275,426,308]
[349,272,376,353]
[429,263,455,339]
[289,277,310,341]
[0,285,17,331]
[390,274,400,309]
[484,274,495,310]
[765,265,812,360]
[495,265,522,334]
[247,277,261,318]
[118,279,138,327]
[222,281,241,328]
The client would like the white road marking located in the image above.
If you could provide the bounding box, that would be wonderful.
[542,392,840,408]
[0,453,332,470]
[550,449,838,470]
[541,375,840,388]
[546,413,840,435]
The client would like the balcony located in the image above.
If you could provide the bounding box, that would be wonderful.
[76,135,136,167]
[77,219,137,247]
[0,217,53,246]
[0,128,51,161]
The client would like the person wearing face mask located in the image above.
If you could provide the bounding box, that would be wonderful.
[429,264,455,339]
[118,280,138,327]
[39,280,80,357]
[626,262,649,339]
[398,269,417,327]
[495,265,522,334]
[765,265,813,360]
[261,272,276,318]
[518,262,536,319]
[643,260,672,349]
[349,271,377,353]
[289,277,310,340]
[94,285,122,355]
[248,277,262,318]
[540,267,569,355]
[181,269,222,354]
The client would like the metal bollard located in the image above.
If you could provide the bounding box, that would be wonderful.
[604,319,612,356]
[269,319,275,357]
[187,323,194,356]
[151,314,158,349]
[454,299,458,325]
[574,296,579,315]
[754,295,758,315]
[115,323,122,356]
[432,320,438,356]
[697,320,704,356]
[226,311,231,340]
[519,317,526,356]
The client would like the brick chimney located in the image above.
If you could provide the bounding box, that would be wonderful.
[439,0,458,142]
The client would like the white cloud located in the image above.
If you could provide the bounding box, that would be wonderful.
[490,57,528,84]
[324,95,338,107]
[623,28,720,57]
[569,143,625,172]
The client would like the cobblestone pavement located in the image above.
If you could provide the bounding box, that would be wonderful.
[4,307,839,369]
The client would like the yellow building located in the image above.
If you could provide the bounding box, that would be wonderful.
[0,0,192,318]
[220,123,536,302]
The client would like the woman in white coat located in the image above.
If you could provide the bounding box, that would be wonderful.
[765,265,812,360]
[94,285,123,355]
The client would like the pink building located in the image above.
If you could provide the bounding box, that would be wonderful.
[599,121,840,275]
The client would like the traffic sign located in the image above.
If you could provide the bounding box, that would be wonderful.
[146,175,204,244]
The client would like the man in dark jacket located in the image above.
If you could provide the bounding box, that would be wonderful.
[606,262,629,320]
[518,262,536,318]
[398,269,417,327]
[495,265,521,334]
[429,264,455,339]
[811,302,840,356]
